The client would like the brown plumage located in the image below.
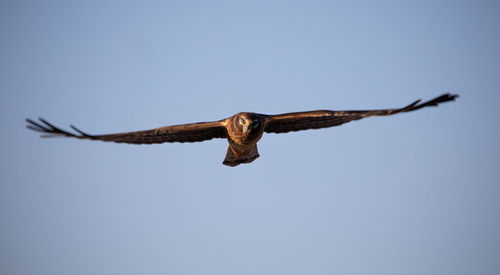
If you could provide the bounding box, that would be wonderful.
[26,93,458,166]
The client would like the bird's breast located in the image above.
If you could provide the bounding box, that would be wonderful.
[227,127,263,146]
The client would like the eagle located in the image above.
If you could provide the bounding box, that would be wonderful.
[26,93,457,166]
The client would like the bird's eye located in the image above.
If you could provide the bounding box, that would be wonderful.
[240,117,246,124]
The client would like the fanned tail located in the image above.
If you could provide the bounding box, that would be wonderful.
[223,145,260,167]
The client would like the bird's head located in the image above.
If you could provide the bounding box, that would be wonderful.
[232,112,266,141]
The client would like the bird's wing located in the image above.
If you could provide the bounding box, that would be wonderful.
[264,93,458,134]
[26,118,228,144]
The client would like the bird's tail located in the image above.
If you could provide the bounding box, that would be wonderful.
[223,144,260,167]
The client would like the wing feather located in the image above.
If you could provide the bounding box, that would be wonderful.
[26,118,228,144]
[264,93,458,134]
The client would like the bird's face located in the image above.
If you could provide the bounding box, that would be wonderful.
[238,113,262,133]
[232,112,265,142]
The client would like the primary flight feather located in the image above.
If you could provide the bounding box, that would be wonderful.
[26,93,458,166]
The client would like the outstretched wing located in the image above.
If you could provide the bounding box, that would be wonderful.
[26,118,228,144]
[264,93,458,134]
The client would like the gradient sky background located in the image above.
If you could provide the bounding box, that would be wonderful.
[1,1,499,274]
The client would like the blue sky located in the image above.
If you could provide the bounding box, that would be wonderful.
[1,1,499,274]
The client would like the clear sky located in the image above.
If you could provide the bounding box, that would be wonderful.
[1,0,499,274]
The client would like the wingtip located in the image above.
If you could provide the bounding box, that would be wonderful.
[26,118,38,125]
[402,99,421,110]
[443,92,458,98]
[70,124,91,136]
[438,93,459,104]
[38,117,50,125]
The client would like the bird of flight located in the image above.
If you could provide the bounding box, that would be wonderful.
[27,93,457,166]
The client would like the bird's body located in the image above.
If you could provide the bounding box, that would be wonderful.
[27,94,458,166]
[224,112,267,166]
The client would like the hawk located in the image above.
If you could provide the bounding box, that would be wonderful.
[26,93,457,166]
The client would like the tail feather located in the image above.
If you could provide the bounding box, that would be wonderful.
[223,145,260,167]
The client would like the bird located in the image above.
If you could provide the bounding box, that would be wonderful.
[26,93,458,166]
